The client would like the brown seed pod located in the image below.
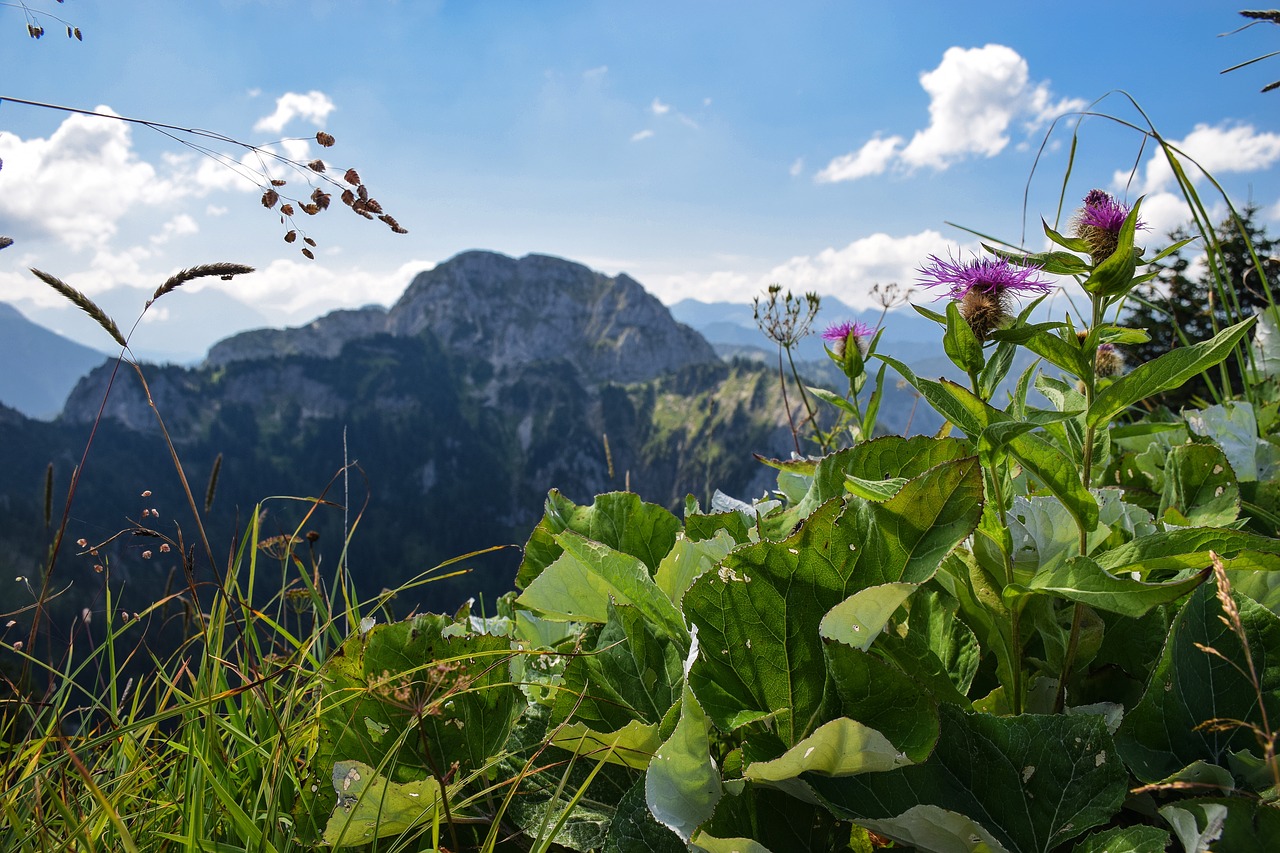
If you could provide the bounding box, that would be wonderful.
[303,237,317,247]
[300,203,320,215]
[280,203,295,216]
[341,189,355,206]
[364,198,383,214]
[343,168,361,185]
[315,131,336,147]
[270,178,287,187]
[306,159,326,173]
[301,248,315,260]
[357,184,369,202]
[311,188,331,210]
[261,189,279,209]
[284,230,297,243]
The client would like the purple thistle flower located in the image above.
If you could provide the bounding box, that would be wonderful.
[1077,189,1145,235]
[917,254,1052,302]
[822,320,874,343]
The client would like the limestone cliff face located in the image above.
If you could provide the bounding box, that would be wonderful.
[203,251,717,384]
[387,251,717,384]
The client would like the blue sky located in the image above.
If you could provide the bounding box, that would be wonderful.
[2,1,1279,360]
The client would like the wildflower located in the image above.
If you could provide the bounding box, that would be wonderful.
[1073,189,1145,265]
[918,254,1051,340]
[1095,343,1125,378]
[822,320,874,359]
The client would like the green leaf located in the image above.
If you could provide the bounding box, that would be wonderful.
[978,340,1017,401]
[1025,555,1209,617]
[1087,317,1257,428]
[1070,825,1171,853]
[1095,527,1280,576]
[323,761,442,847]
[1159,442,1240,526]
[856,805,1011,853]
[1159,797,1280,853]
[1081,198,1142,297]
[654,530,737,612]
[517,531,688,645]
[1185,401,1272,483]
[686,459,982,743]
[550,720,661,770]
[744,716,915,782]
[807,385,860,417]
[810,705,1128,853]
[824,639,941,763]
[1021,329,1087,378]
[1042,218,1093,253]
[300,613,521,842]
[820,582,917,651]
[1116,581,1280,784]
[552,604,684,736]
[944,299,985,375]
[844,474,908,501]
[519,490,682,588]
[645,680,722,842]
[603,779,685,853]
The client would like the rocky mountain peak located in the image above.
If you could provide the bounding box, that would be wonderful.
[388,251,717,384]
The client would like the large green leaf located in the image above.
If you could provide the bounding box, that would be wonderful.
[809,706,1128,853]
[1071,825,1170,853]
[654,530,737,613]
[878,586,980,706]
[323,760,442,847]
[603,779,686,852]
[1024,555,1209,617]
[772,435,970,529]
[1159,797,1280,853]
[519,490,682,588]
[301,613,522,842]
[685,459,982,744]
[855,805,1010,853]
[1159,442,1240,526]
[819,582,918,651]
[1115,582,1280,783]
[551,603,683,737]
[645,680,722,842]
[1095,527,1280,576]
[1087,317,1257,428]
[516,531,688,646]
[823,640,940,763]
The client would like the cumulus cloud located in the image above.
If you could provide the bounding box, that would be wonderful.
[651,97,671,115]
[815,135,904,183]
[819,44,1085,183]
[150,214,199,245]
[253,90,336,134]
[645,230,959,308]
[0,108,186,251]
[1127,122,1280,195]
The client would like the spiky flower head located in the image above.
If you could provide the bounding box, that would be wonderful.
[1094,342,1125,378]
[1072,189,1145,265]
[822,320,874,358]
[918,254,1051,341]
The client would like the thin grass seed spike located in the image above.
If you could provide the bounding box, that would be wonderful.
[30,267,127,347]
[152,263,254,303]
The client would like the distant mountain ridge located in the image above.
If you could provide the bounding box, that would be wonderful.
[208,251,717,385]
[0,302,108,419]
[11,250,794,617]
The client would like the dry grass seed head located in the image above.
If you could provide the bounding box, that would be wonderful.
[152,263,254,302]
[30,267,127,347]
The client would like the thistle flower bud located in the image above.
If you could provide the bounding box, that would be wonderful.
[1094,343,1125,378]
[1072,189,1145,265]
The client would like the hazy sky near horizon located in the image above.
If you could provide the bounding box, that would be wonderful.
[2,1,1279,359]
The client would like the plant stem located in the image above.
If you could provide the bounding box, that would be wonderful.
[776,347,801,455]
[785,344,830,453]
[1057,297,1104,713]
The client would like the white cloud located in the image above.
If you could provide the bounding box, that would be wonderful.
[150,214,199,245]
[631,129,655,142]
[206,204,229,216]
[651,97,671,115]
[789,157,805,177]
[253,90,336,134]
[0,108,186,251]
[583,65,608,80]
[188,257,436,321]
[818,44,1085,183]
[645,230,958,308]
[1127,122,1280,195]
[815,135,903,183]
